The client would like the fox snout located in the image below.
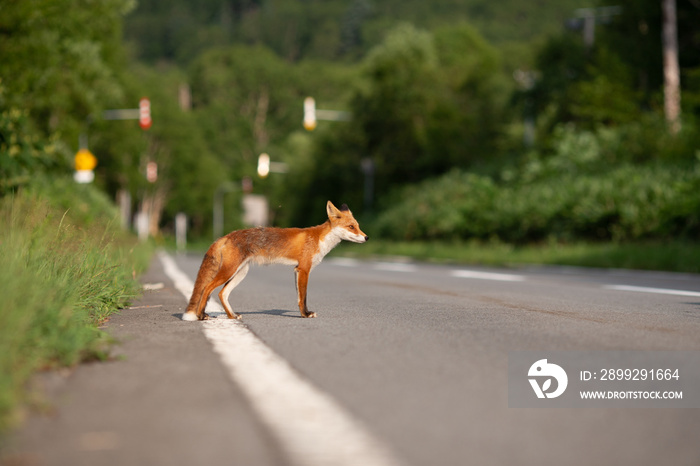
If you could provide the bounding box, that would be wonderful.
[344,230,368,243]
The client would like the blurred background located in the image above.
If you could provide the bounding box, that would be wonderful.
[2,0,700,264]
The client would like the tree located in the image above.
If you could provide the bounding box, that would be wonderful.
[354,24,441,186]
[593,0,699,117]
[296,23,509,223]
[92,64,230,237]
[348,24,507,191]
[0,0,135,193]
[189,45,300,170]
[432,23,508,167]
[662,0,681,133]
[0,0,133,138]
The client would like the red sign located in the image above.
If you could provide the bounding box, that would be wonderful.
[139,97,152,130]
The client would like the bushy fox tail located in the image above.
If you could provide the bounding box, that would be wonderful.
[182,250,222,321]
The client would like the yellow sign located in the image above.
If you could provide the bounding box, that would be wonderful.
[74,148,97,171]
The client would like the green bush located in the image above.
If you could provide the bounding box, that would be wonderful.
[374,118,700,243]
[373,164,700,243]
[0,101,68,195]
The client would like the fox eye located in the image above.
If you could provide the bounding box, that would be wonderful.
[349,225,355,230]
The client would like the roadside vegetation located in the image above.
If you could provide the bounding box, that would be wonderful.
[372,121,700,245]
[0,179,151,433]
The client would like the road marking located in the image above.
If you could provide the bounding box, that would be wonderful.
[373,262,418,273]
[451,269,526,282]
[603,284,700,298]
[328,258,417,272]
[327,257,361,267]
[142,282,164,291]
[157,251,401,466]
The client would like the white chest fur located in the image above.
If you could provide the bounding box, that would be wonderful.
[312,227,343,268]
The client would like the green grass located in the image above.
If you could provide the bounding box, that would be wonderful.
[0,185,152,434]
[331,239,700,273]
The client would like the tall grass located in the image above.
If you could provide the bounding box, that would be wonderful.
[0,182,151,433]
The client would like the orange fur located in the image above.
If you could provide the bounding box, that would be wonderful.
[183,201,368,320]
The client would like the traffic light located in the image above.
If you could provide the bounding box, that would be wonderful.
[303,97,316,131]
[257,153,270,178]
[139,97,152,130]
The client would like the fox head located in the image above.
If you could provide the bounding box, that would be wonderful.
[326,201,369,243]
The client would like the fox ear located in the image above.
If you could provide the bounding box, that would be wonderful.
[340,203,350,212]
[326,200,341,218]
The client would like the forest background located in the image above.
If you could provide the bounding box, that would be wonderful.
[2,0,700,253]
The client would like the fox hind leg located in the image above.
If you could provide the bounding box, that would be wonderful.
[219,262,249,319]
[183,252,222,321]
[193,276,230,320]
[184,249,236,321]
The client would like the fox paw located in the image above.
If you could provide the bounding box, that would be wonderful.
[303,312,317,318]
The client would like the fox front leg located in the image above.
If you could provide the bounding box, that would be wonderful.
[294,266,316,318]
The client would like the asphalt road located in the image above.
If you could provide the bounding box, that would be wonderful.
[171,252,700,466]
[5,251,700,466]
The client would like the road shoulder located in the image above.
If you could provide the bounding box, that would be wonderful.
[2,256,286,466]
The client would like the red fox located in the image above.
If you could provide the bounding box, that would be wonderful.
[183,201,368,321]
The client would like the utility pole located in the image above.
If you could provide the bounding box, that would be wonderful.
[213,181,238,240]
[572,6,622,48]
[662,0,681,134]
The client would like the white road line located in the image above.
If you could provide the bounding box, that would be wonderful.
[451,269,526,282]
[157,251,401,466]
[373,262,418,273]
[327,257,361,267]
[603,284,700,298]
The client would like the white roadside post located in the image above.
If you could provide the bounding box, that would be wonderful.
[175,213,187,253]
